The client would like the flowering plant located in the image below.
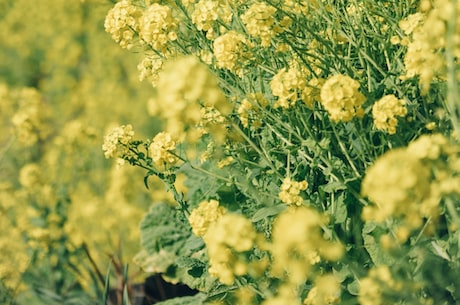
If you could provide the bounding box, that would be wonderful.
[102,0,460,304]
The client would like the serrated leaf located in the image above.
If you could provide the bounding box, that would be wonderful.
[176,257,206,278]
[251,204,287,222]
[140,202,191,255]
[363,233,395,266]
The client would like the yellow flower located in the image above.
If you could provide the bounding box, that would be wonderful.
[217,156,234,168]
[361,134,460,232]
[237,92,268,128]
[278,177,308,206]
[188,199,226,236]
[358,266,400,305]
[270,66,307,108]
[241,2,278,47]
[148,131,179,168]
[102,124,135,159]
[320,74,366,122]
[138,54,164,87]
[398,13,425,35]
[304,274,341,305]
[104,0,141,49]
[191,0,232,39]
[203,213,257,285]
[139,4,177,51]
[401,0,460,93]
[270,207,343,285]
[372,94,407,134]
[11,87,50,146]
[213,31,248,75]
[19,163,42,188]
[361,148,430,226]
[154,56,230,143]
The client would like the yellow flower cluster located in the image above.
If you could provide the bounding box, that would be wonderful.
[104,0,141,49]
[320,74,366,122]
[152,56,230,143]
[137,55,164,87]
[188,199,226,236]
[270,207,344,285]
[372,94,407,134]
[362,134,460,237]
[270,65,322,109]
[401,0,460,93]
[358,266,400,305]
[148,131,179,168]
[241,2,289,47]
[278,177,308,206]
[19,163,42,189]
[0,215,29,292]
[102,124,135,159]
[271,67,305,108]
[191,0,232,39]
[213,31,249,76]
[11,87,50,146]
[282,0,311,15]
[203,213,257,285]
[304,274,341,305]
[237,92,268,128]
[139,4,177,52]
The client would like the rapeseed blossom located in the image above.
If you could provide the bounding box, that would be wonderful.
[104,0,141,49]
[0,216,29,292]
[361,148,430,227]
[237,92,268,128]
[19,163,42,189]
[138,55,164,87]
[139,4,177,51]
[362,134,460,236]
[148,131,179,168]
[372,94,407,134]
[278,177,308,206]
[270,207,344,285]
[203,213,257,285]
[188,199,226,236]
[304,274,341,305]
[270,66,308,108]
[320,74,366,122]
[241,2,290,47]
[401,0,460,92]
[191,0,232,39]
[213,31,249,75]
[358,266,402,305]
[154,56,230,142]
[102,124,135,159]
[11,87,50,146]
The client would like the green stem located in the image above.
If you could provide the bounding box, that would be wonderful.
[330,123,361,178]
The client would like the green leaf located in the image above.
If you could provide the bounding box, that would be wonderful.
[362,227,395,266]
[154,293,206,305]
[102,263,111,305]
[347,279,360,295]
[430,240,451,261]
[321,181,347,193]
[176,257,206,278]
[140,202,191,255]
[332,193,347,224]
[251,204,287,222]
